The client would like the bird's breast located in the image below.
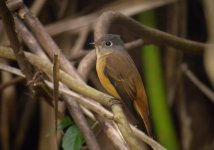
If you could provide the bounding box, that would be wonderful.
[96,56,120,99]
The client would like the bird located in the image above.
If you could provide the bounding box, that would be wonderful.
[94,34,152,136]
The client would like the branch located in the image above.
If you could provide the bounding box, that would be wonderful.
[0,0,33,80]
[30,0,47,16]
[181,64,214,103]
[45,0,177,36]
[18,6,82,80]
[203,0,214,86]
[14,15,49,60]
[94,11,206,54]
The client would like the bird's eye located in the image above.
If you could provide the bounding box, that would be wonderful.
[105,41,113,47]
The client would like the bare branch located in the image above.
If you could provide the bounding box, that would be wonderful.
[181,64,214,103]
[94,11,206,54]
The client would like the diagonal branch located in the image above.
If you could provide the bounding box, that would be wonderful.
[94,11,206,54]
[0,0,33,80]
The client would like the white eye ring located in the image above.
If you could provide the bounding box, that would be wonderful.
[105,41,113,47]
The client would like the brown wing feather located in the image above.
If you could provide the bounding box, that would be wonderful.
[103,52,151,136]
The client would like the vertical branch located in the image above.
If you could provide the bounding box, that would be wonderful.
[111,103,142,149]
[0,0,33,81]
[203,0,214,86]
[53,54,60,133]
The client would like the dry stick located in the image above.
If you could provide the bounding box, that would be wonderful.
[30,0,47,16]
[97,116,128,150]
[0,2,37,150]
[18,6,82,81]
[94,11,206,54]
[0,76,24,90]
[203,0,214,86]
[17,6,101,150]
[69,50,90,61]
[53,54,60,134]
[71,26,90,55]
[111,103,141,150]
[0,70,12,150]
[181,64,214,103]
[0,60,166,150]
[45,0,176,36]
[0,63,25,77]
[0,1,33,80]
[78,50,97,81]
[5,0,23,14]
[14,15,50,60]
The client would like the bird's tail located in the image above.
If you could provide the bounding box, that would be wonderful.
[134,86,152,137]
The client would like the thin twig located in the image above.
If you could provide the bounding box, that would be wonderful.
[14,15,49,60]
[53,54,60,133]
[45,0,176,36]
[181,64,214,103]
[0,0,33,80]
[71,26,90,55]
[0,63,24,77]
[97,116,128,150]
[77,50,96,81]
[0,76,24,90]
[30,0,47,16]
[132,127,166,150]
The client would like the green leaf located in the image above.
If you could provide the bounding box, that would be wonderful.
[62,125,84,150]
[45,116,73,137]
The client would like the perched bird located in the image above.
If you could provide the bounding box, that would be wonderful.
[95,34,152,136]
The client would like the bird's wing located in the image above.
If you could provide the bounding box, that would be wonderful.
[103,52,151,136]
[103,53,138,110]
